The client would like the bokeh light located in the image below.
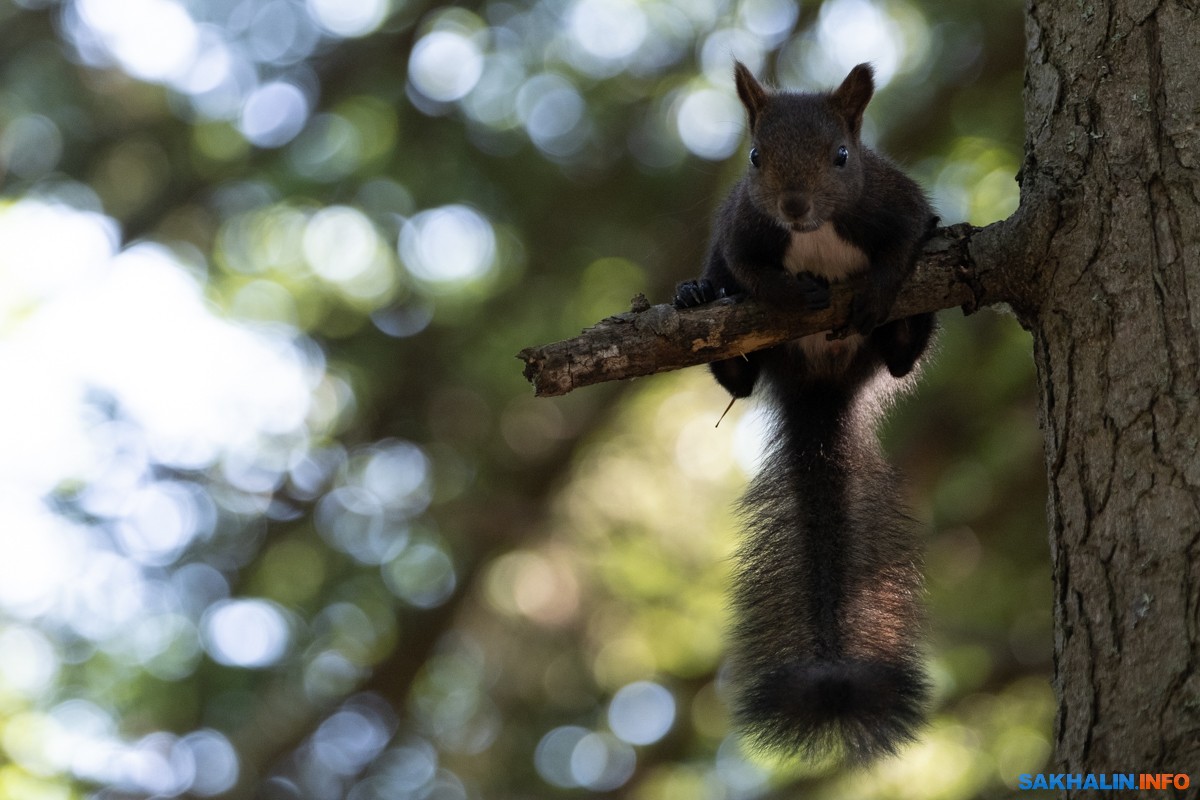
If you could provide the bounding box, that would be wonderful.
[311,695,396,776]
[383,542,457,609]
[675,86,745,160]
[569,732,637,791]
[111,481,215,566]
[307,0,389,38]
[607,681,676,745]
[0,114,64,179]
[815,0,903,83]
[240,81,311,148]
[535,726,637,791]
[202,598,292,667]
[182,730,240,796]
[58,0,397,150]
[0,0,1043,797]
[534,725,590,788]
[399,205,497,286]
[0,627,59,698]
[303,205,397,299]
[567,0,648,67]
[739,0,800,46]
[516,73,588,157]
[74,0,200,83]
[409,31,485,103]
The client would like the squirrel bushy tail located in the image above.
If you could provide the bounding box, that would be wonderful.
[672,60,936,761]
[729,351,928,762]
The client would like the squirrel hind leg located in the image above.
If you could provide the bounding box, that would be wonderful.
[870,312,936,379]
[736,658,929,762]
[710,353,760,398]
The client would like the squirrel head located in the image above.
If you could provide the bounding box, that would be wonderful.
[733,61,874,232]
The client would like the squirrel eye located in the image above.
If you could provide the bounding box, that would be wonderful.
[834,145,849,167]
[749,147,761,168]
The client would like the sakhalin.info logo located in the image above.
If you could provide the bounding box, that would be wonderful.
[1017,774,1191,791]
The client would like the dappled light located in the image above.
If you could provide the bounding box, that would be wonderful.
[399,205,497,286]
[535,726,637,791]
[0,0,1045,796]
[307,0,389,38]
[409,29,486,104]
[239,81,311,148]
[202,599,292,668]
[608,680,676,745]
[675,86,745,160]
[813,0,908,84]
[61,0,387,126]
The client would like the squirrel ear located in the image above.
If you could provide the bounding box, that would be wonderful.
[734,60,768,130]
[831,63,875,137]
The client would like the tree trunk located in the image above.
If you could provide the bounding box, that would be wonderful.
[1011,0,1200,785]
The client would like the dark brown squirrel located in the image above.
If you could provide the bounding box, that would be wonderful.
[674,61,936,762]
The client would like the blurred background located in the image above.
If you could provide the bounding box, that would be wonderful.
[0,0,1051,797]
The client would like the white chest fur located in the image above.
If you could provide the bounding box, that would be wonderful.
[783,223,869,368]
[783,222,868,281]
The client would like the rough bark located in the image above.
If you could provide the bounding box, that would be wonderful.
[1017,0,1200,786]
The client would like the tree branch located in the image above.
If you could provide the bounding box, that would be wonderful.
[518,222,1001,397]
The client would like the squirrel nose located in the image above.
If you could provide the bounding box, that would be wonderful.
[779,192,812,223]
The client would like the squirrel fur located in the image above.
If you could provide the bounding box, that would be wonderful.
[675,61,936,762]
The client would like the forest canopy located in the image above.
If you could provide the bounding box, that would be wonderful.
[0,0,1048,797]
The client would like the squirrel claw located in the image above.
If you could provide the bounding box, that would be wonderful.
[674,278,723,308]
[849,292,888,334]
[795,272,831,311]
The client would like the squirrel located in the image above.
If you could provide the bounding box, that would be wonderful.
[674,61,936,762]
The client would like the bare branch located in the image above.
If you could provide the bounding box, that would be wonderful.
[519,222,998,397]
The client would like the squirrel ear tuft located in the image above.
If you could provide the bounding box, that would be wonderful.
[734,60,769,130]
[831,63,875,137]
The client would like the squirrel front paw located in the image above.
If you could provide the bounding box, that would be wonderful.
[674,278,725,308]
[848,286,891,334]
[795,272,831,311]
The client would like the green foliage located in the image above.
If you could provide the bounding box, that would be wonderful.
[0,0,1047,797]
